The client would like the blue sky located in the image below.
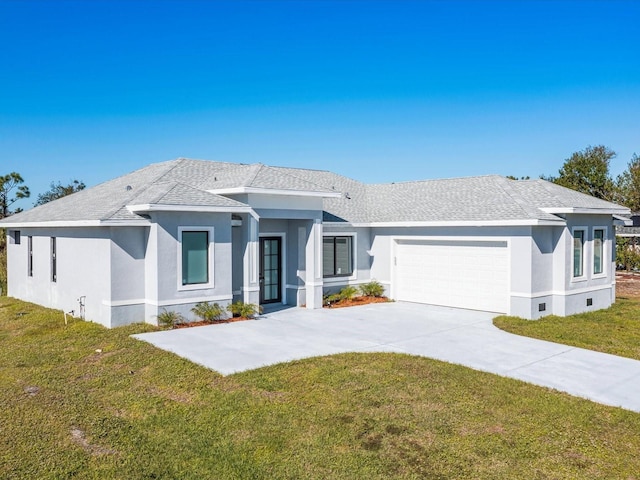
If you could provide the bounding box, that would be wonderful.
[1,0,638,211]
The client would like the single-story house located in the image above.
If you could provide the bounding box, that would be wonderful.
[0,158,630,327]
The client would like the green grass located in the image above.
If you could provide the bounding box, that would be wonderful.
[494,297,640,361]
[2,297,640,479]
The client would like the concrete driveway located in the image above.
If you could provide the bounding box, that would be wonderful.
[133,302,640,413]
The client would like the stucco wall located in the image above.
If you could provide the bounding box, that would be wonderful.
[366,223,617,319]
[321,225,373,294]
[7,227,112,326]
[144,211,234,322]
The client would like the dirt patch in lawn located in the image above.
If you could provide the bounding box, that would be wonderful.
[324,296,391,309]
[616,272,640,299]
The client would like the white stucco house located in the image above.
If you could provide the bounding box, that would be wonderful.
[0,158,630,327]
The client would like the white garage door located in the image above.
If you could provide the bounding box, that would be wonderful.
[395,239,509,313]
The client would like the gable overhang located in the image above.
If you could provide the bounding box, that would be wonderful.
[323,219,566,228]
[0,219,152,228]
[208,187,342,198]
[540,207,631,215]
[127,203,258,219]
[614,215,633,226]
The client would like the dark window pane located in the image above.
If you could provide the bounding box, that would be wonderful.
[182,231,208,285]
[573,230,584,277]
[323,237,335,276]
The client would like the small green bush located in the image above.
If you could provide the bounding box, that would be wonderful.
[156,309,184,328]
[359,280,385,297]
[227,301,262,318]
[323,292,342,306]
[191,302,226,322]
[339,286,358,301]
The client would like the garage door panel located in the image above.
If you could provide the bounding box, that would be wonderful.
[395,240,509,313]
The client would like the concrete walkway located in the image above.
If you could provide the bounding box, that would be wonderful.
[133,302,640,413]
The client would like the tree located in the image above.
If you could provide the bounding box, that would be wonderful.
[615,153,640,212]
[34,180,85,206]
[0,172,30,219]
[548,145,616,200]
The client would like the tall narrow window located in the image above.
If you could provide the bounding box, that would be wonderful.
[51,237,57,282]
[13,230,21,245]
[27,236,33,277]
[181,231,209,285]
[594,229,604,275]
[573,230,584,278]
[323,236,353,277]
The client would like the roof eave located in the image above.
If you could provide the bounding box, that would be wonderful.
[208,187,342,198]
[127,204,255,214]
[323,219,566,228]
[540,207,631,215]
[0,219,152,228]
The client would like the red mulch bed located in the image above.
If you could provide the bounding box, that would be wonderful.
[173,317,254,329]
[324,296,391,308]
[616,272,640,299]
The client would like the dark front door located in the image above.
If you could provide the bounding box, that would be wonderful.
[260,237,282,304]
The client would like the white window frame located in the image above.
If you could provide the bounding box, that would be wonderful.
[571,227,587,282]
[322,232,357,283]
[177,226,215,291]
[27,236,33,277]
[592,226,608,278]
[51,237,57,283]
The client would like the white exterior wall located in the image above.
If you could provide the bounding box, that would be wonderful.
[322,226,373,294]
[141,211,235,324]
[367,222,616,319]
[7,227,112,326]
[552,214,616,317]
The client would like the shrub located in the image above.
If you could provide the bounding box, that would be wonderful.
[323,292,342,306]
[227,301,262,319]
[359,280,385,297]
[191,302,226,322]
[156,309,184,328]
[339,286,358,302]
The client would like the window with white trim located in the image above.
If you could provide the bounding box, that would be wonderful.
[27,236,33,277]
[51,237,57,283]
[323,236,353,277]
[178,227,215,290]
[573,229,585,278]
[593,228,605,275]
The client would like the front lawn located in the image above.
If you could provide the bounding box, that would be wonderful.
[494,297,640,361]
[2,297,640,479]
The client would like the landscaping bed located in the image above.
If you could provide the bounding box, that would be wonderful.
[323,281,389,308]
[615,271,640,298]
[324,295,390,308]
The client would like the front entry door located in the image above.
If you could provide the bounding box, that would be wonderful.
[260,237,282,304]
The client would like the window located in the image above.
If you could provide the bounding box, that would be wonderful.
[323,236,353,277]
[181,231,209,285]
[593,228,605,275]
[51,237,57,282]
[13,230,20,245]
[27,236,33,277]
[573,229,585,278]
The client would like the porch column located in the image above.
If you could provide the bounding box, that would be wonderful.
[144,222,159,324]
[243,215,260,306]
[305,218,324,309]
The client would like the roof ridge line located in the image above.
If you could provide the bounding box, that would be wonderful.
[492,177,548,220]
[268,166,349,193]
[101,160,184,220]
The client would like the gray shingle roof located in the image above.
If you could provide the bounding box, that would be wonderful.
[0,158,629,226]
